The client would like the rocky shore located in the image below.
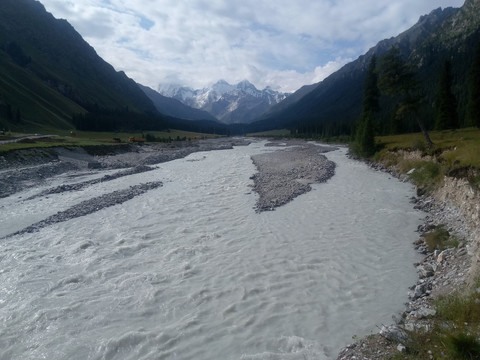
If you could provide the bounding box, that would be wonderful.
[337,159,480,360]
[251,141,336,212]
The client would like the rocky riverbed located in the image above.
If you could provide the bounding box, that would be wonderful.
[251,141,337,211]
[1,138,339,238]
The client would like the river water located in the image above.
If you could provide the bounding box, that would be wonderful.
[0,141,423,359]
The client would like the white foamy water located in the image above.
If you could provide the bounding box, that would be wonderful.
[0,141,423,360]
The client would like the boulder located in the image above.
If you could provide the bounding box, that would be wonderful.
[380,325,408,343]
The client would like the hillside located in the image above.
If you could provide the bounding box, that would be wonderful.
[255,1,480,136]
[0,0,158,131]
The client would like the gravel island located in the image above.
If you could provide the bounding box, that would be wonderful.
[251,142,337,212]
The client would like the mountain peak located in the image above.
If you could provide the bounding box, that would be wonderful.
[157,80,289,124]
[236,80,256,91]
[211,80,235,94]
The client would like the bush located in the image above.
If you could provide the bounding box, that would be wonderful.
[446,333,480,359]
[409,161,443,190]
[411,139,426,152]
[424,225,458,252]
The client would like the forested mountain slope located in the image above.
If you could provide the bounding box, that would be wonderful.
[254,0,480,136]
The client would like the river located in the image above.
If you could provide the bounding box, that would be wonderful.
[0,141,422,359]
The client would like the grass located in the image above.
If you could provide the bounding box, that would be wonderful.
[0,129,219,153]
[424,225,459,252]
[393,283,480,360]
[374,127,480,191]
[377,127,480,168]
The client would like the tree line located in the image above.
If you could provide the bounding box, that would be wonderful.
[351,42,480,157]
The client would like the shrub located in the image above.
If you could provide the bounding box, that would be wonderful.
[446,333,480,359]
[409,161,443,190]
[411,139,426,152]
[424,225,458,252]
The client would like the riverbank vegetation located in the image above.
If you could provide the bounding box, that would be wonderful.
[393,280,480,360]
[0,129,217,153]
[373,127,480,192]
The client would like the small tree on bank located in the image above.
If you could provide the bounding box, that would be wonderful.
[378,47,434,148]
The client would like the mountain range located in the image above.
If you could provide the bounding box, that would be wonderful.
[0,0,479,137]
[157,80,290,124]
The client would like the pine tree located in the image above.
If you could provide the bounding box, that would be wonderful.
[378,47,433,148]
[354,55,379,157]
[361,55,380,115]
[466,41,480,128]
[435,60,458,130]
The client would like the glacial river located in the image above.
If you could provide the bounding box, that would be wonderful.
[0,141,422,359]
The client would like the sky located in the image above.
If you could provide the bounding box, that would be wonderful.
[39,0,465,93]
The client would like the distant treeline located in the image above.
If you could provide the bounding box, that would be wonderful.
[72,107,166,132]
[72,107,234,135]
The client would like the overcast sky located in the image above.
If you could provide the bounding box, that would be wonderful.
[39,0,465,93]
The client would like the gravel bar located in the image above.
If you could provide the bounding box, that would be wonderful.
[251,143,336,212]
[6,181,163,238]
[26,165,155,200]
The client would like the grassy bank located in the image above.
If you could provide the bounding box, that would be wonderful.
[393,281,480,360]
[374,127,480,192]
[0,129,218,153]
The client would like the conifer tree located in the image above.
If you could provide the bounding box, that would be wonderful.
[435,60,458,130]
[354,55,378,157]
[466,41,480,128]
[378,47,433,148]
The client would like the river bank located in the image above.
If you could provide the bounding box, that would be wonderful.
[337,154,480,360]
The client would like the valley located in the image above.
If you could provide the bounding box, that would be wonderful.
[1,0,480,358]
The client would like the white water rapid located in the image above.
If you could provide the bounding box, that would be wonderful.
[0,141,423,359]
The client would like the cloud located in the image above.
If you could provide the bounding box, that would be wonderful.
[40,0,465,92]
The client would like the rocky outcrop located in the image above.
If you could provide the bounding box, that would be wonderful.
[433,176,480,283]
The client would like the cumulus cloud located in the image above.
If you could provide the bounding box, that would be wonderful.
[40,0,464,92]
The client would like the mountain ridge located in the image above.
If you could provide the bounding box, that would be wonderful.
[0,0,169,132]
[252,4,478,135]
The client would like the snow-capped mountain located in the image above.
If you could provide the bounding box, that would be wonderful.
[157,80,290,124]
